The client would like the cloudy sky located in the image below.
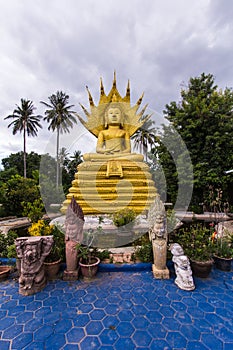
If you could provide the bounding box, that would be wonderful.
[0,0,233,168]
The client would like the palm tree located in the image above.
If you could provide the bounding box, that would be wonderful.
[40,91,77,188]
[132,118,157,161]
[67,150,83,177]
[4,99,42,178]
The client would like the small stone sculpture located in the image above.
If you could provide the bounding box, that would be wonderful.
[63,197,84,281]
[148,196,169,279]
[16,236,53,296]
[170,243,195,291]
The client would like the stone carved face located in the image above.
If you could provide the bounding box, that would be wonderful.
[153,214,166,238]
[24,242,41,265]
[170,243,184,256]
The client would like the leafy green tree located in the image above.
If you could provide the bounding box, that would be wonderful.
[39,153,64,210]
[1,175,41,216]
[1,151,41,178]
[132,118,157,161]
[154,73,233,211]
[40,91,77,188]
[4,99,42,178]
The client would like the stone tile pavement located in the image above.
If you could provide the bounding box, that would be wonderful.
[0,264,233,350]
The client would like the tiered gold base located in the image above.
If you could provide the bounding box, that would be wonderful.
[61,155,156,215]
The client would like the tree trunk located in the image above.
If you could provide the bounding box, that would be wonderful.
[56,127,60,189]
[23,124,27,178]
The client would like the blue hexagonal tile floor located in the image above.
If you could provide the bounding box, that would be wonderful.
[0,265,233,349]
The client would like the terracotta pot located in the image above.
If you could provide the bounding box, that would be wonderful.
[0,266,11,281]
[79,257,100,278]
[214,256,232,272]
[44,259,61,279]
[190,259,213,278]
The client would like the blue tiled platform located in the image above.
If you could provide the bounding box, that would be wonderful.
[0,265,233,349]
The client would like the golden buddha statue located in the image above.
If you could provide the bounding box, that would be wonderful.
[61,73,156,215]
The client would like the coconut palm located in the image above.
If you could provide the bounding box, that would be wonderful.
[132,118,157,161]
[4,99,42,178]
[67,150,83,178]
[40,91,77,188]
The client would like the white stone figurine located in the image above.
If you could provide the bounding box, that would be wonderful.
[170,243,195,291]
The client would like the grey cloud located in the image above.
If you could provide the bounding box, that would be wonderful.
[1,0,233,163]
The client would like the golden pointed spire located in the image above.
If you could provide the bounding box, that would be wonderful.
[113,71,117,88]
[86,85,95,107]
[126,80,130,97]
[76,73,150,138]
[136,92,144,106]
[100,77,105,96]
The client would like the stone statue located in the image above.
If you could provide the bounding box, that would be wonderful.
[63,197,84,281]
[61,72,157,215]
[170,243,195,291]
[16,236,53,296]
[148,196,169,279]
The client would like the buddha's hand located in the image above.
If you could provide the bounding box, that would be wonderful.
[104,149,114,154]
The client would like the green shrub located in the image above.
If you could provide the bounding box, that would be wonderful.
[134,242,153,263]
[112,208,136,227]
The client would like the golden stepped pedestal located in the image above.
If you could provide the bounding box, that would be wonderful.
[61,157,156,215]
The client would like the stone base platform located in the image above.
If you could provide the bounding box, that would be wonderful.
[63,268,80,281]
[152,264,170,279]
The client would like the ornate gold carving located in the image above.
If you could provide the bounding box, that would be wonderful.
[61,74,156,215]
[76,71,152,138]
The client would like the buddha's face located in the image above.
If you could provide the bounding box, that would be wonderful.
[106,107,122,125]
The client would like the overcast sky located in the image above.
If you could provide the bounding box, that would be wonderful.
[0,0,233,168]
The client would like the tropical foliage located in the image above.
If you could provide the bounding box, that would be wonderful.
[132,119,157,161]
[152,73,233,212]
[4,99,42,178]
[173,223,214,261]
[112,208,136,227]
[1,175,40,217]
[40,91,77,188]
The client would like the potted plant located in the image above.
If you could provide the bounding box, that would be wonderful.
[174,222,214,278]
[112,208,137,246]
[76,230,100,279]
[28,220,65,279]
[212,229,233,271]
[0,230,18,278]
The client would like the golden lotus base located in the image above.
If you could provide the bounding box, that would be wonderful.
[61,156,156,215]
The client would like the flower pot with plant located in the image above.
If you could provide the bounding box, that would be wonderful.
[174,222,214,278]
[76,230,100,279]
[212,229,233,271]
[28,220,65,279]
[112,208,136,246]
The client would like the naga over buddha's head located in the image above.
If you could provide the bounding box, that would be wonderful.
[76,71,152,139]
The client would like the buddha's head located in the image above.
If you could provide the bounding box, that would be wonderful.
[105,103,124,128]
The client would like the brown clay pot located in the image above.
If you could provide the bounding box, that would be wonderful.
[190,259,213,278]
[0,266,11,281]
[79,257,100,279]
[44,259,61,279]
[214,256,232,272]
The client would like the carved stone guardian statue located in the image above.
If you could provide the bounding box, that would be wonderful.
[63,197,84,281]
[148,195,169,279]
[170,243,195,291]
[16,236,53,296]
